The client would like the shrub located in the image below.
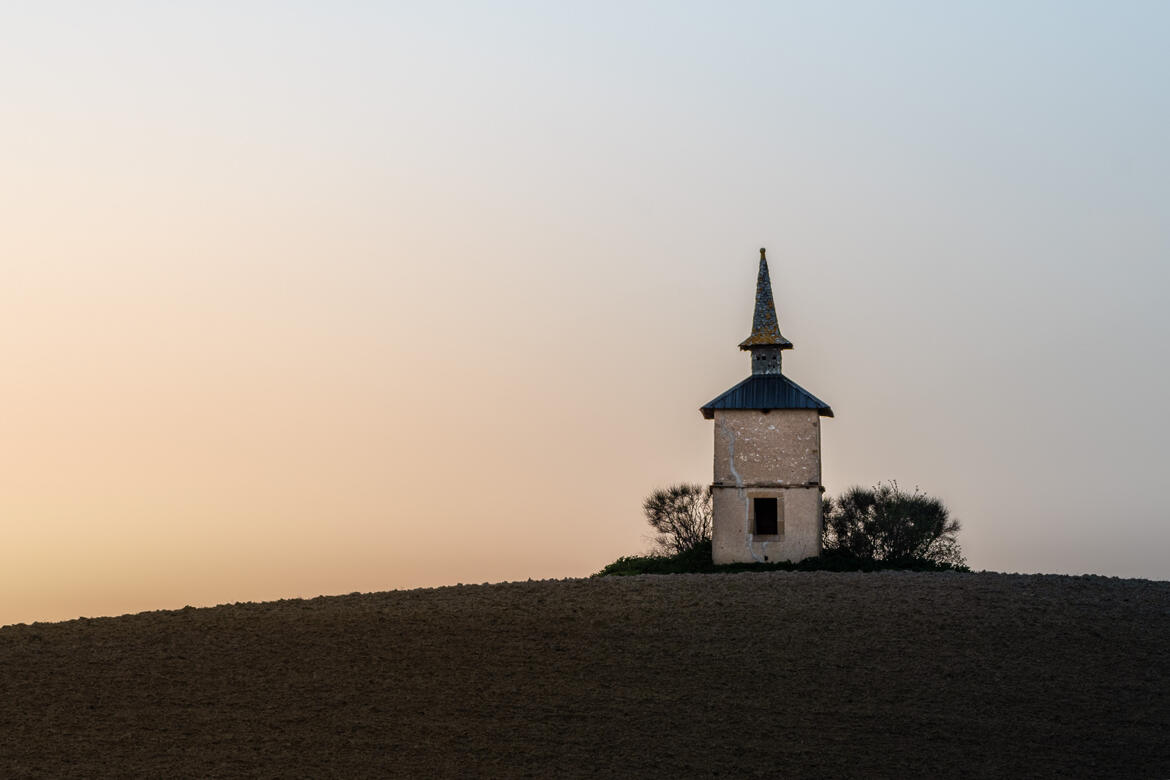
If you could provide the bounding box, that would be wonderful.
[595,542,716,576]
[822,482,965,568]
[642,484,712,555]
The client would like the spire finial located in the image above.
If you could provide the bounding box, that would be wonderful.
[738,248,793,353]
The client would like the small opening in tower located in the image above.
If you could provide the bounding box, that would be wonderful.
[753,498,779,536]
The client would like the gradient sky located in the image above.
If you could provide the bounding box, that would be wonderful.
[3,2,1168,625]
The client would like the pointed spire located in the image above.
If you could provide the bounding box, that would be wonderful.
[738,248,793,351]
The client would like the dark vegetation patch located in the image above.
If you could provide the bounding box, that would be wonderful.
[595,540,968,577]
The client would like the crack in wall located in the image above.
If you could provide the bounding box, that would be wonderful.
[717,414,744,491]
[745,534,766,564]
[719,414,765,563]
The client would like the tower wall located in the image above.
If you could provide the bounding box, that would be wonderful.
[710,409,824,564]
[748,345,785,375]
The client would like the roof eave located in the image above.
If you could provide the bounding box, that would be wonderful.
[701,405,833,419]
[737,335,794,350]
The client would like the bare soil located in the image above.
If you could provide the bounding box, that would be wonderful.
[1,571,1167,778]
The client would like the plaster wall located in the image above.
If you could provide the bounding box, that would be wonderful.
[712,409,820,486]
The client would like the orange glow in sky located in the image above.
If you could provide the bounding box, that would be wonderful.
[3,3,1169,625]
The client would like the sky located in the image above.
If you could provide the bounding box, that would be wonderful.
[2,1,1168,626]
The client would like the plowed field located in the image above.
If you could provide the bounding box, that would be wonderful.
[2,571,1168,778]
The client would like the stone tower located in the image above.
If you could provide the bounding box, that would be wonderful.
[700,248,833,564]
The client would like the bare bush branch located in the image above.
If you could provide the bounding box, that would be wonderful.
[643,484,712,555]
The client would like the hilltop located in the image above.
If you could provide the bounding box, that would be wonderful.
[1,571,1167,778]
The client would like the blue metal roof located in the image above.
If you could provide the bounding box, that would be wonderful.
[700,374,833,419]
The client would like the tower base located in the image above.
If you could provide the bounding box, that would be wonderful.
[711,485,823,565]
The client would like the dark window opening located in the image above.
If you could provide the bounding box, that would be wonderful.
[754,498,778,535]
